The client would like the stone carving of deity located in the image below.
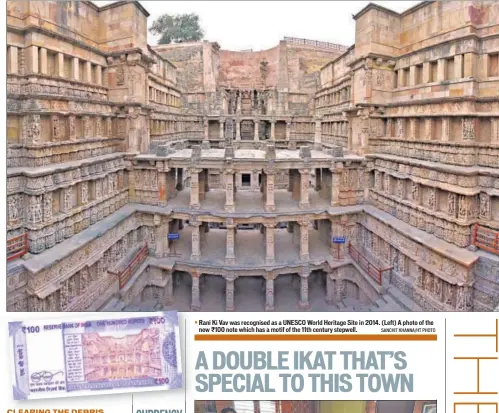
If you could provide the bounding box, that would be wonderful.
[479,193,490,219]
[448,193,456,217]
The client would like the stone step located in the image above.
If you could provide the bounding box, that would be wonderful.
[386,286,422,311]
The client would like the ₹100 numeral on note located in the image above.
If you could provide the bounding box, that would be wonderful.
[8,312,183,400]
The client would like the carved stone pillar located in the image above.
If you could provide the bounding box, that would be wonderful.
[176,168,184,191]
[331,165,342,207]
[164,270,173,305]
[157,162,167,206]
[254,120,259,141]
[7,46,18,74]
[299,169,310,209]
[314,119,322,148]
[61,187,73,214]
[315,168,322,191]
[225,275,235,311]
[189,168,201,209]
[224,171,235,212]
[299,269,310,310]
[464,53,477,78]
[191,272,201,311]
[491,119,499,144]
[422,62,431,83]
[95,65,102,85]
[326,272,334,305]
[265,273,275,311]
[27,45,38,74]
[397,69,404,87]
[72,57,79,81]
[225,223,236,265]
[264,170,275,212]
[43,192,53,223]
[270,121,276,140]
[265,222,276,264]
[154,215,169,258]
[39,47,48,75]
[80,181,88,205]
[286,121,291,141]
[251,170,259,190]
[219,119,225,139]
[299,221,310,261]
[441,118,450,141]
[236,120,241,140]
[190,222,201,261]
[84,61,92,83]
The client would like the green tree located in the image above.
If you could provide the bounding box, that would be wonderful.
[149,13,204,45]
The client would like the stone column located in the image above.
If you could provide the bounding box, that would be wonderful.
[154,215,169,258]
[286,121,291,141]
[314,119,322,149]
[298,269,310,310]
[453,54,463,79]
[224,171,235,212]
[191,272,201,311]
[442,118,450,141]
[265,222,275,264]
[8,46,18,74]
[254,120,259,141]
[464,53,477,78]
[95,65,102,85]
[189,168,201,209]
[270,121,276,140]
[27,46,38,74]
[299,221,309,261]
[72,57,79,81]
[163,270,173,305]
[251,170,259,190]
[265,273,275,311]
[219,119,225,139]
[201,118,207,141]
[39,48,48,75]
[325,272,334,305]
[157,162,167,206]
[331,165,342,207]
[315,168,322,191]
[397,69,404,87]
[225,275,235,311]
[190,222,201,261]
[422,62,431,83]
[299,169,310,209]
[235,120,241,140]
[424,118,433,140]
[437,58,447,82]
[264,170,275,212]
[406,118,415,140]
[492,119,499,144]
[84,61,91,83]
[43,192,53,223]
[330,220,345,259]
[225,223,236,264]
[409,65,417,86]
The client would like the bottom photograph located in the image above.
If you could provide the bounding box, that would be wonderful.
[195,401,438,413]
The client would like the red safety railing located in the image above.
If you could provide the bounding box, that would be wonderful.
[110,243,149,289]
[348,243,392,286]
[7,232,28,262]
[472,224,499,255]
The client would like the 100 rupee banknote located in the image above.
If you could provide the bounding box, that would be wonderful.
[9,312,182,400]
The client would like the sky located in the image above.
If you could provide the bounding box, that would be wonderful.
[95,1,420,50]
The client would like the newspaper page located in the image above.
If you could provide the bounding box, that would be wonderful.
[2,1,499,413]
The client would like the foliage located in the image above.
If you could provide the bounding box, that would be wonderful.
[149,13,204,45]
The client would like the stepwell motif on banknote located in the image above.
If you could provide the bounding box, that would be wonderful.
[8,312,183,400]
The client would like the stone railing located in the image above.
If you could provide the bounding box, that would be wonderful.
[7,232,28,262]
[472,224,499,255]
[348,242,392,285]
[109,242,149,289]
[370,137,499,167]
[322,134,348,148]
